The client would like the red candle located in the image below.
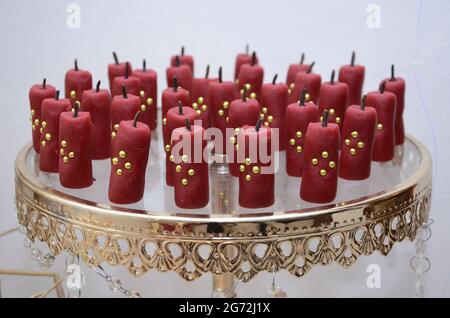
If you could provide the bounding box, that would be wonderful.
[171,121,208,208]
[59,104,93,188]
[208,67,236,154]
[108,52,132,92]
[234,45,258,80]
[64,59,92,106]
[81,80,112,159]
[191,65,216,129]
[166,56,193,93]
[237,52,264,101]
[162,76,191,145]
[338,52,365,106]
[227,87,261,176]
[109,112,151,204]
[285,89,319,177]
[318,70,349,130]
[133,59,158,131]
[366,81,397,162]
[238,120,274,208]
[289,62,321,104]
[165,103,197,186]
[39,91,71,172]
[382,65,405,145]
[339,96,377,180]
[259,74,289,150]
[29,78,56,153]
[111,85,141,139]
[300,111,340,203]
[170,46,194,73]
[286,53,309,86]
[111,62,141,97]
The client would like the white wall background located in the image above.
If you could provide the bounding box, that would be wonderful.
[0,0,449,297]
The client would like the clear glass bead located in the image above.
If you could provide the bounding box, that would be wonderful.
[109,278,122,292]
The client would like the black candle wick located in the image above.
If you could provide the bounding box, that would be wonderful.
[245,44,249,55]
[73,101,80,118]
[55,90,60,100]
[307,62,315,74]
[121,84,128,99]
[255,118,263,132]
[251,52,257,66]
[96,80,101,92]
[330,70,335,84]
[133,111,141,127]
[175,55,181,67]
[173,76,178,92]
[321,110,329,127]
[205,64,210,79]
[74,59,78,71]
[185,118,191,131]
[299,89,307,106]
[272,74,278,85]
[42,78,46,89]
[218,66,223,83]
[125,62,129,79]
[143,59,146,72]
[390,64,396,81]
[113,51,119,65]
[379,81,386,94]
[351,51,356,67]
[178,100,183,115]
[242,85,247,102]
[300,53,305,64]
[361,95,367,111]
[181,46,185,56]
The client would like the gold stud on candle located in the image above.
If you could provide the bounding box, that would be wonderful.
[296,131,302,138]
[377,123,383,130]
[119,150,127,158]
[114,124,119,131]
[34,119,40,126]
[262,107,268,114]
[252,166,260,174]
[357,141,365,149]
[182,154,188,162]
[267,115,273,123]
[289,83,295,89]
[234,127,240,134]
[188,168,195,176]
[345,139,350,146]
[41,121,47,128]
[146,98,153,105]
[312,158,318,165]
[245,158,251,165]
[116,168,123,176]
[289,139,295,146]
[350,148,356,155]
[124,162,132,170]
[239,164,245,172]
[41,140,46,147]
[60,148,65,155]
[61,140,67,147]
[181,178,188,186]
[175,165,181,173]
[139,90,145,98]
[63,156,69,163]
[351,131,359,138]
[165,145,170,152]
[218,109,224,116]
[329,161,336,169]
[111,132,116,138]
[197,97,204,104]
[70,90,76,99]
[320,169,327,176]
[329,108,335,116]
[245,174,251,181]
[169,155,174,162]
[230,136,236,144]
[250,92,256,99]
[321,151,329,159]
[335,117,341,124]
[222,101,229,109]
[201,105,207,112]
[192,102,198,110]
[112,157,118,165]
[68,151,75,158]
[140,104,147,112]
[45,133,51,141]
[296,146,303,153]
[163,118,167,125]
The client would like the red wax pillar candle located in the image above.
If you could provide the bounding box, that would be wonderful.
[339,96,377,180]
[285,89,319,177]
[286,53,309,87]
[108,52,132,92]
[170,46,194,73]
[171,121,208,208]
[234,44,258,80]
[208,67,236,154]
[191,65,216,129]
[289,62,321,104]
[81,81,112,159]
[237,52,264,101]
[318,70,349,130]
[58,104,93,188]
[238,120,274,208]
[166,56,193,93]
[366,81,397,162]
[227,87,261,176]
[65,59,93,106]
[109,113,151,204]
[39,91,71,172]
[260,74,289,150]
[29,78,56,153]
[300,111,340,203]
[111,62,141,97]
[338,52,365,106]
[133,59,158,130]
[111,86,141,139]
[165,103,197,186]
[382,65,406,145]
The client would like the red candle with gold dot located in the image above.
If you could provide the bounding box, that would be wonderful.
[171,121,208,208]
[191,65,216,129]
[238,120,274,208]
[108,52,132,92]
[29,78,56,153]
[289,62,321,104]
[227,87,261,176]
[58,104,93,188]
[170,46,194,73]
[65,59,92,106]
[111,62,141,97]
[208,67,236,154]
[285,89,319,177]
[237,52,264,101]
[166,56,193,93]
[338,52,365,106]
[366,81,397,162]
[318,70,349,130]
[111,86,141,139]
[382,65,406,145]
[300,111,340,203]
[109,112,151,204]
[260,74,288,150]
[39,91,71,172]
[81,80,112,159]
[133,59,158,130]
[339,96,377,180]
[234,44,258,80]
[165,103,197,186]
[286,53,309,86]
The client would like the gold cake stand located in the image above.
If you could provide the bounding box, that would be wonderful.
[14,135,432,295]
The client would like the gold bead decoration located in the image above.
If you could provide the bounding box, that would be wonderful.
[41,140,46,147]
[264,121,269,127]
[289,139,296,146]
[31,109,35,116]
[289,83,295,89]
[60,148,65,155]
[139,90,145,98]
[34,119,40,126]
[335,117,341,124]
[196,109,202,116]
[350,148,356,155]
[182,154,188,162]
[234,127,240,134]
[262,107,268,114]
[70,90,76,99]
[312,158,318,165]
[245,174,251,181]
[288,88,292,94]
[114,124,119,131]
[163,118,167,125]
[329,108,335,116]
[296,131,302,138]
[175,165,182,173]
[45,133,51,141]
[239,164,245,172]
[345,138,350,146]
[112,157,118,165]
[267,115,273,123]
[252,166,260,174]
[146,98,153,105]
[111,132,116,138]
[357,141,365,149]
[197,96,204,104]
[222,101,229,109]
[116,169,123,176]
[235,144,239,150]
[218,109,224,116]
[320,169,327,176]
[140,104,147,112]
[230,136,236,144]
[42,121,47,128]
[329,161,336,169]
[321,151,329,159]
[32,124,36,130]
[296,146,303,153]
[259,113,265,120]
[61,140,67,147]
[188,168,195,176]
[39,127,43,133]
[68,151,75,159]
[192,102,198,110]
[124,162,132,170]
[181,178,188,186]
[377,123,383,130]
[351,131,359,138]
[245,157,251,165]
[225,116,229,123]
[201,105,207,112]
[119,150,127,158]
[245,83,251,90]
[165,144,170,152]
[304,93,311,101]
[250,92,256,99]
[63,156,68,163]
[169,155,174,162]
